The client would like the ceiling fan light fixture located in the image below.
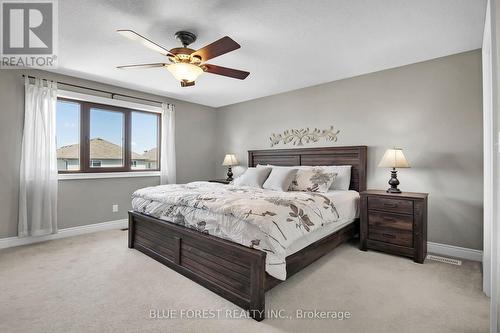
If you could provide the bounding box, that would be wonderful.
[116,29,249,87]
[167,63,204,82]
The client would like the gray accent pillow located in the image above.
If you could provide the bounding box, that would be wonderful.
[233,167,272,188]
[262,168,298,191]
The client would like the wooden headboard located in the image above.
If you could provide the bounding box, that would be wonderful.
[248,146,367,192]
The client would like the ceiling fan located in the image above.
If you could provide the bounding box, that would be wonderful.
[116,30,250,87]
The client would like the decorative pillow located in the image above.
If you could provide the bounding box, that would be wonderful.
[290,168,337,193]
[232,167,272,188]
[262,168,298,191]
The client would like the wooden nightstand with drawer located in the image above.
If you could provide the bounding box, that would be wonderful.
[360,190,428,263]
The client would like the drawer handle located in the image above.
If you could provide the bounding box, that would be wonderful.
[382,216,397,223]
[382,233,396,239]
[383,203,397,208]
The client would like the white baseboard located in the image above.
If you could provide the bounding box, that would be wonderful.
[0,219,128,250]
[427,241,483,262]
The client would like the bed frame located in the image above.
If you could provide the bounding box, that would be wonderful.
[128,146,367,321]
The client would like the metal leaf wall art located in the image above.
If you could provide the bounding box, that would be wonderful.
[270,126,340,147]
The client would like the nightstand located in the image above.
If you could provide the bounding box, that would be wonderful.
[360,190,428,263]
[209,179,231,184]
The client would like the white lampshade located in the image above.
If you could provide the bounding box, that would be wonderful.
[222,154,239,166]
[167,63,204,82]
[378,148,410,168]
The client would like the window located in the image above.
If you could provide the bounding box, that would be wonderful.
[56,100,81,171]
[56,98,161,173]
[90,107,125,168]
[131,111,159,170]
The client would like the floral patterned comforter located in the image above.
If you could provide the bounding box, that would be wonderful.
[131,181,342,280]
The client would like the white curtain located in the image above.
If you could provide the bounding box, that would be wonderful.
[18,77,58,237]
[160,103,176,185]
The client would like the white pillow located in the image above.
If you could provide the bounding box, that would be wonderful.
[328,165,352,190]
[263,168,298,191]
[233,167,272,188]
[290,169,337,193]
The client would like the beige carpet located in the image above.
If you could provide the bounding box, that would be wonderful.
[0,230,489,333]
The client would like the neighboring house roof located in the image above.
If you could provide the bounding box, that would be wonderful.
[57,138,145,160]
[142,147,158,162]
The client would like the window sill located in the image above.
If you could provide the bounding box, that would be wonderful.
[58,171,161,180]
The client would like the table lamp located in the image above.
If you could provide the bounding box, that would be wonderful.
[378,148,410,193]
[222,154,239,181]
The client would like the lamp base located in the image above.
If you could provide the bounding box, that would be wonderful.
[226,166,234,182]
[386,168,402,193]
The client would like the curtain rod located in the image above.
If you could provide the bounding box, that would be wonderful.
[21,75,169,106]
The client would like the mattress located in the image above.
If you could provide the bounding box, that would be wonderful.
[132,182,359,280]
[286,190,359,256]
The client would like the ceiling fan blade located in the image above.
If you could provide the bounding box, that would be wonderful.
[117,29,173,56]
[117,63,168,69]
[204,64,249,80]
[192,36,240,61]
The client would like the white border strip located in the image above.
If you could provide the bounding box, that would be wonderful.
[0,219,127,250]
[58,171,160,180]
[427,241,483,262]
[58,89,163,114]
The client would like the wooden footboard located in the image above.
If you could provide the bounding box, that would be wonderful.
[128,211,267,321]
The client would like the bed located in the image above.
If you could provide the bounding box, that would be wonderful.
[128,146,367,321]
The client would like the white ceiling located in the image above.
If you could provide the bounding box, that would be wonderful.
[56,0,487,107]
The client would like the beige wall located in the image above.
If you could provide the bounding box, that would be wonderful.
[0,69,217,238]
[215,50,483,250]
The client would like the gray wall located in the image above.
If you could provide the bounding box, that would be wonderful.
[215,50,483,250]
[58,177,160,229]
[0,69,217,238]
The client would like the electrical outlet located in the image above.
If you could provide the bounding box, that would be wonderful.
[112,204,119,213]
